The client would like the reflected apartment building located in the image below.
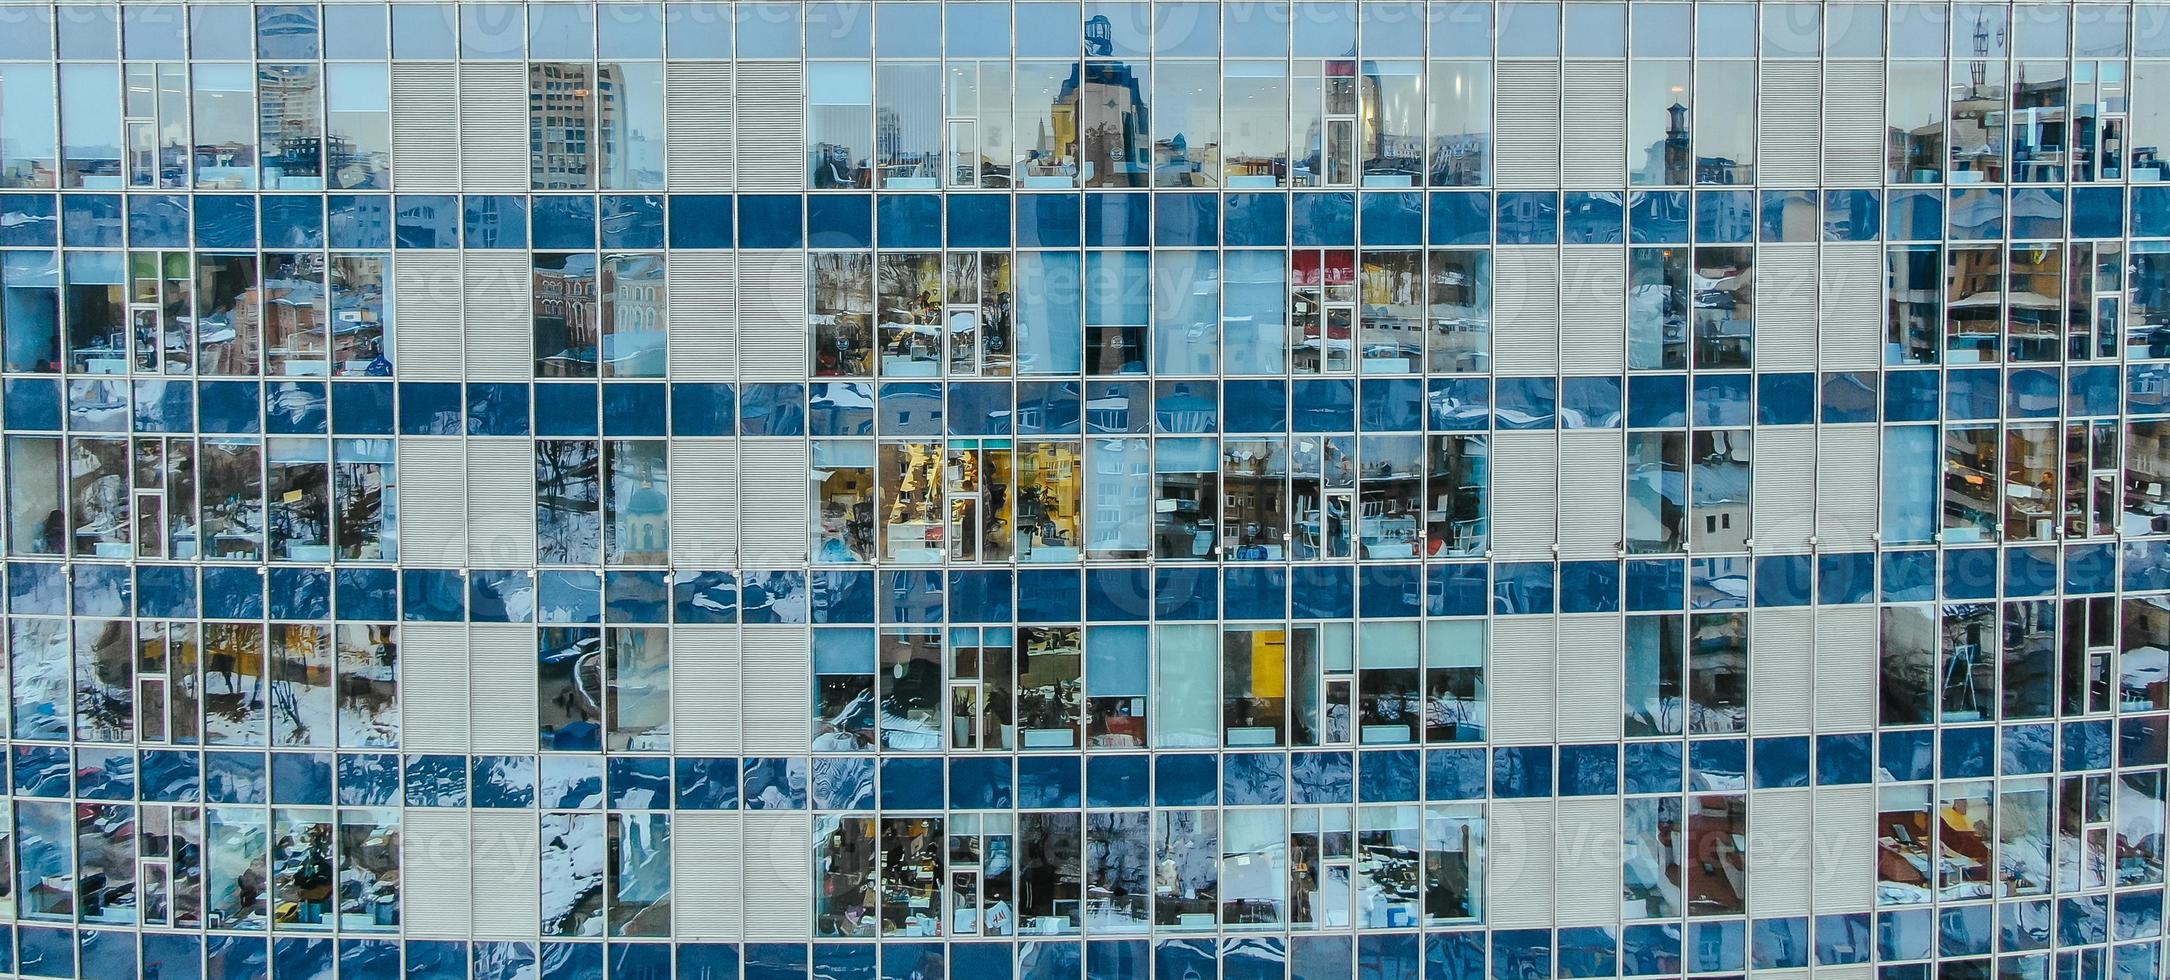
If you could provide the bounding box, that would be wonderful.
[4,2,2170,979]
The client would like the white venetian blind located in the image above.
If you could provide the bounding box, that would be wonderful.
[470,811,540,939]
[1821,62,1885,186]
[668,252,739,382]
[669,439,740,565]
[390,251,462,381]
[461,252,532,382]
[1493,62,1560,187]
[1751,789,1814,916]
[1485,799,1555,928]
[740,625,811,755]
[737,439,810,565]
[1752,427,1816,552]
[456,63,528,192]
[1754,243,1819,371]
[672,812,744,940]
[1555,430,1623,559]
[734,62,807,191]
[1558,247,1625,373]
[1814,425,1879,549]
[671,625,743,755]
[736,251,809,381]
[1561,61,1626,187]
[401,810,472,938]
[390,63,458,191]
[1816,965,1875,980]
[1553,798,1620,927]
[1491,247,1560,374]
[1750,608,1814,734]
[1488,616,1556,745]
[1812,786,1876,913]
[467,623,538,754]
[1555,614,1623,742]
[1813,606,1878,731]
[740,812,814,939]
[1758,62,1822,186]
[465,439,537,566]
[398,623,468,753]
[395,438,466,567]
[1488,430,1558,561]
[666,63,736,190]
[1818,243,1884,370]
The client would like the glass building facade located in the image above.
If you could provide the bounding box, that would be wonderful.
[0,0,2167,977]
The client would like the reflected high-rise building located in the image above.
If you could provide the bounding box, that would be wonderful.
[2,2,2170,977]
